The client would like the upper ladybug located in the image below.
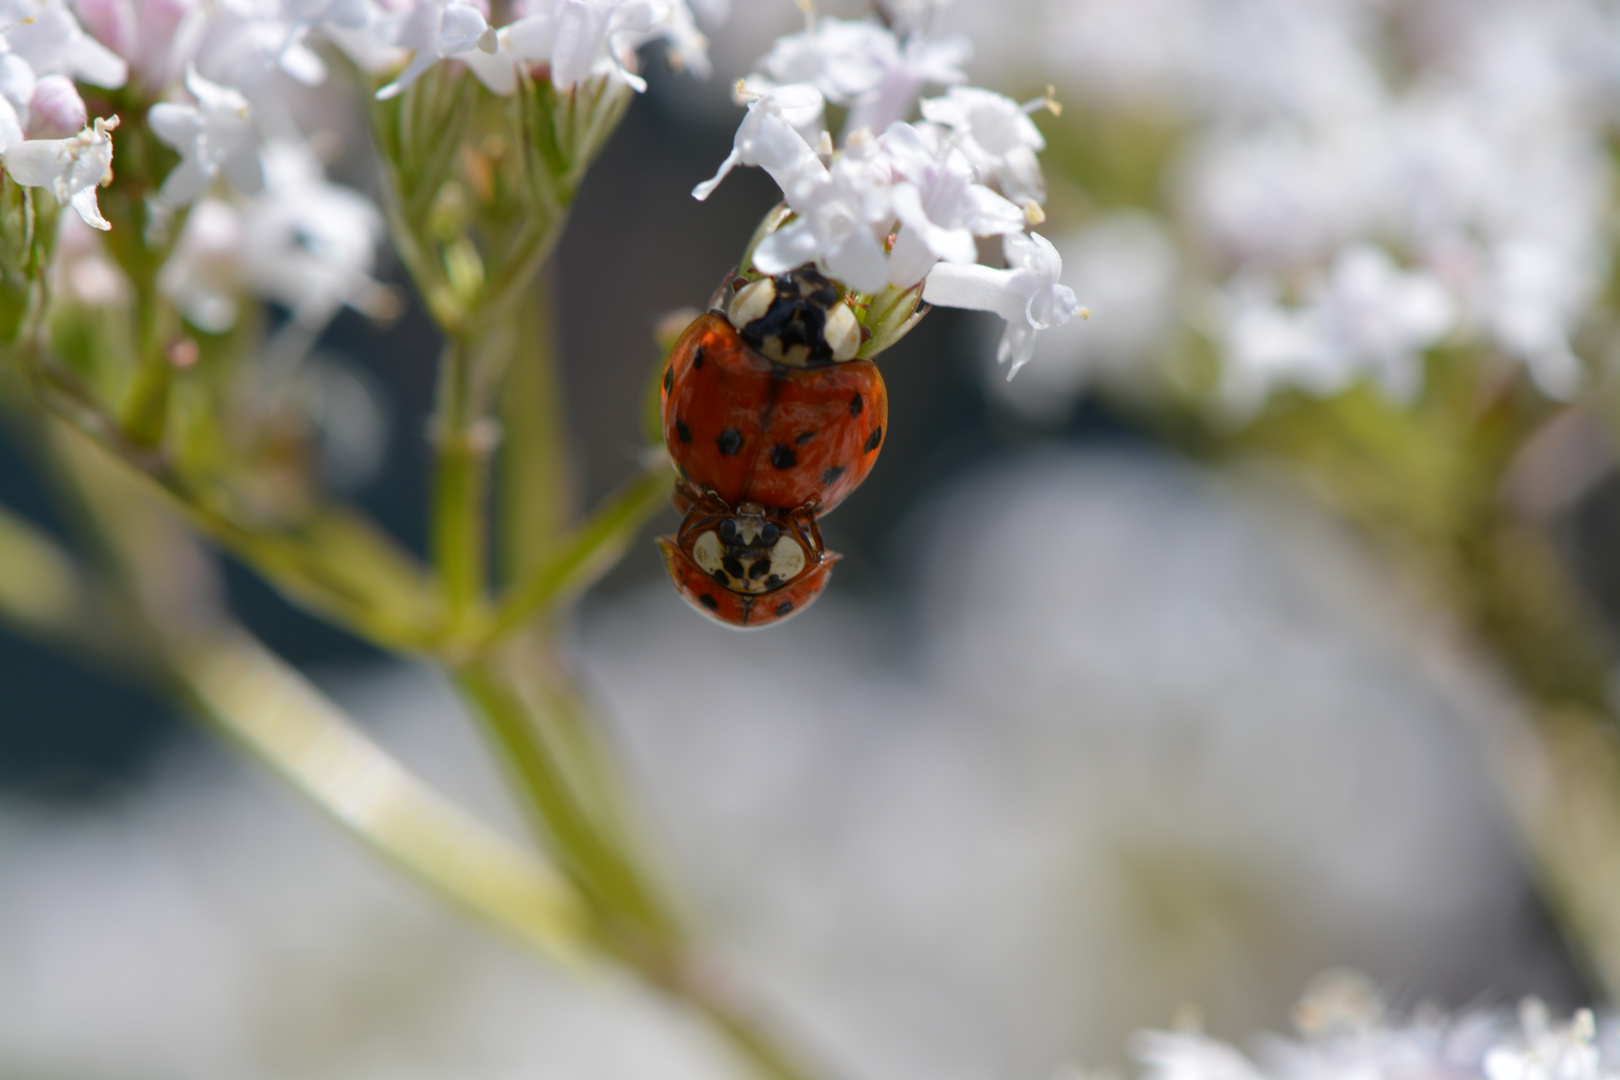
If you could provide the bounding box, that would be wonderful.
[659,265,889,518]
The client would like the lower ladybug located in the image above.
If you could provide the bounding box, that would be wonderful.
[657,491,838,629]
[657,265,889,628]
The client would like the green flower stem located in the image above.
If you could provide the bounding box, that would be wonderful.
[487,460,670,643]
[676,979,832,1080]
[498,268,574,584]
[432,330,494,625]
[453,648,831,1080]
[454,653,678,945]
[177,627,592,966]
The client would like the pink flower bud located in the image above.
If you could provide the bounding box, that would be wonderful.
[27,76,87,140]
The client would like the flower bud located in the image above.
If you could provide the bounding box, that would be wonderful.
[28,76,87,140]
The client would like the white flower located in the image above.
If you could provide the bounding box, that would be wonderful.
[157,196,244,332]
[0,95,20,150]
[0,49,31,114]
[691,81,822,201]
[1312,244,1454,400]
[392,0,709,98]
[1215,291,1334,415]
[1213,247,1454,413]
[991,214,1181,424]
[1135,1031,1273,1080]
[1479,238,1591,402]
[2,113,117,229]
[883,121,1024,287]
[755,129,894,292]
[239,141,389,328]
[920,86,1049,205]
[1,0,127,89]
[157,143,390,333]
[374,0,495,100]
[847,30,969,135]
[1485,1002,1603,1080]
[148,67,263,207]
[758,17,895,104]
[922,230,1081,375]
[759,15,967,137]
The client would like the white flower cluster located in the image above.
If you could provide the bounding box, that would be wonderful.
[912,0,1620,414]
[695,13,1081,377]
[1169,0,1614,410]
[0,0,126,230]
[1131,976,1619,1080]
[0,0,717,333]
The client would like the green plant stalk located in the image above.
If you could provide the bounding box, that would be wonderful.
[489,461,669,641]
[453,655,677,943]
[498,268,574,585]
[454,650,830,1080]
[432,330,493,624]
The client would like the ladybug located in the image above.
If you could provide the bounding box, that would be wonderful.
[657,265,889,628]
[657,492,839,629]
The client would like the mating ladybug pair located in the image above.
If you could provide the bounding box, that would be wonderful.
[658,266,889,628]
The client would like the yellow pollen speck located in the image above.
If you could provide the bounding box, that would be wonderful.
[1080,307,1092,320]
[1044,86,1063,116]
[1023,200,1045,225]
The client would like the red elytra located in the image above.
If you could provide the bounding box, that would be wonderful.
[659,312,888,517]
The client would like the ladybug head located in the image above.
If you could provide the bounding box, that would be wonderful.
[725,265,863,367]
[658,498,838,628]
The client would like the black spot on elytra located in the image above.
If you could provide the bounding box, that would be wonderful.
[863,426,883,453]
[675,419,691,443]
[692,345,705,369]
[717,428,743,456]
[849,393,863,417]
[796,430,816,445]
[821,464,846,484]
[699,594,719,611]
[722,556,745,578]
[774,600,795,617]
[764,574,782,589]
[748,560,769,579]
[662,366,672,394]
[771,445,797,469]
[712,569,730,586]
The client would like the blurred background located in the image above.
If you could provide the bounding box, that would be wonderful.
[0,0,1611,1078]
